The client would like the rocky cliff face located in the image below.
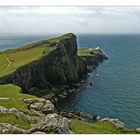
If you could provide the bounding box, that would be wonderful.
[0,33,87,92]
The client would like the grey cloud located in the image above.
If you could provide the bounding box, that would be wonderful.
[0,6,140,34]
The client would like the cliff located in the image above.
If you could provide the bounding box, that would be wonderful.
[0,33,87,93]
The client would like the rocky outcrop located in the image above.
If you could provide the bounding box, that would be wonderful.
[0,106,24,116]
[29,113,72,134]
[81,49,108,66]
[0,33,87,93]
[100,118,124,129]
[29,99,55,114]
[0,123,26,134]
[60,111,97,120]
[0,113,72,134]
[0,98,73,134]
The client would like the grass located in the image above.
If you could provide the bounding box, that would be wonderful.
[0,33,76,130]
[47,33,75,43]
[0,84,37,112]
[0,84,37,129]
[0,33,75,78]
[0,100,29,112]
[0,112,31,129]
[0,84,36,99]
[71,119,139,134]
[0,52,9,75]
[0,46,55,77]
[78,48,101,57]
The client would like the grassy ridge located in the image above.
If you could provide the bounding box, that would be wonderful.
[0,113,31,129]
[0,44,56,77]
[71,119,139,134]
[0,33,75,78]
[0,84,37,129]
[0,84,36,112]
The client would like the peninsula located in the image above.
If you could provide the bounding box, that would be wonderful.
[0,33,139,134]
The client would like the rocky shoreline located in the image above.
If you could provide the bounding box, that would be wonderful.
[0,98,72,134]
[1,97,140,134]
[29,48,108,110]
[0,33,113,134]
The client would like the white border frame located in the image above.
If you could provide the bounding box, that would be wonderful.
[0,0,140,140]
[0,0,140,6]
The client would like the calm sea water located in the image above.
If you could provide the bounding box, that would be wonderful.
[0,34,140,128]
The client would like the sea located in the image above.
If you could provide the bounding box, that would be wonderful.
[0,33,140,128]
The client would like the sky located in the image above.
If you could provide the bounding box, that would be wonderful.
[0,6,140,34]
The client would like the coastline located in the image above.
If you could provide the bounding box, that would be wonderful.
[1,33,139,133]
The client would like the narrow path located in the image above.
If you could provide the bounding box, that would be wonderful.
[6,56,12,68]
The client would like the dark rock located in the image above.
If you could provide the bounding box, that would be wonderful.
[0,33,87,93]
[42,100,55,114]
[60,111,97,120]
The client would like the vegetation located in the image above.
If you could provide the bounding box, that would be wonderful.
[78,48,102,57]
[0,84,37,129]
[0,84,36,112]
[0,112,31,129]
[0,84,36,99]
[0,33,75,78]
[0,33,77,130]
[47,33,75,43]
[0,46,56,77]
[0,33,136,133]
[71,119,139,134]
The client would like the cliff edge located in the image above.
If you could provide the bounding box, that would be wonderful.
[0,33,87,92]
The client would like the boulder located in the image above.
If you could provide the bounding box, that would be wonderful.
[42,100,55,114]
[30,113,72,134]
[30,102,44,111]
[0,123,26,134]
[0,106,8,112]
[60,111,97,120]
[29,99,55,114]
[0,106,24,116]
[37,98,46,103]
[100,118,124,129]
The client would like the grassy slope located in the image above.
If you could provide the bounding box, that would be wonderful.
[0,84,36,112]
[0,46,55,77]
[71,119,139,134]
[0,33,75,130]
[0,113,31,129]
[0,84,37,129]
[0,33,74,78]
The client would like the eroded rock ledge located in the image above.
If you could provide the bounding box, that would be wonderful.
[0,98,72,134]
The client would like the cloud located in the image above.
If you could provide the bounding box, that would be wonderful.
[0,6,140,34]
